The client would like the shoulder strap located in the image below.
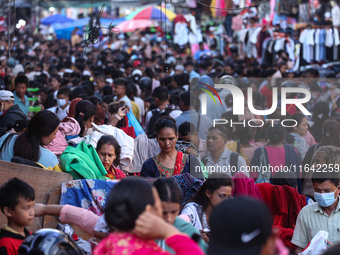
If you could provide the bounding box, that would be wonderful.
[163,108,173,115]
[151,109,158,116]
[230,152,239,176]
[236,141,241,153]
[196,114,201,134]
[201,156,208,166]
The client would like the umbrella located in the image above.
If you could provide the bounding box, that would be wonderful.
[126,6,177,22]
[115,19,158,33]
[41,14,74,25]
[53,17,126,40]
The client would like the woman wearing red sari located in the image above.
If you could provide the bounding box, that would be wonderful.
[141,117,202,179]
[96,135,126,180]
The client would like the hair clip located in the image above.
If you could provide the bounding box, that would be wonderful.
[79,112,84,117]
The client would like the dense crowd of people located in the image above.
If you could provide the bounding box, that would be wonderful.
[2,6,340,255]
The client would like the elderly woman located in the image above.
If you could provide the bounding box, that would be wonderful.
[96,135,126,180]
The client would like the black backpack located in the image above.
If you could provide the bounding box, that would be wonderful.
[147,109,173,136]
[201,152,239,176]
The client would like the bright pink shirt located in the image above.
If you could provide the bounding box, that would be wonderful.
[93,232,204,255]
[60,205,99,236]
[265,146,285,175]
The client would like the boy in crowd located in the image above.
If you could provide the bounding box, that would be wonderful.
[0,178,35,255]
[113,78,133,110]
[47,87,71,121]
[13,75,29,116]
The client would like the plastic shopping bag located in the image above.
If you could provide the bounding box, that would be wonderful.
[298,230,329,255]
[127,110,145,137]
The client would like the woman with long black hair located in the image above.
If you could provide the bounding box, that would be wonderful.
[154,178,207,252]
[0,110,60,168]
[74,100,96,137]
[180,173,233,243]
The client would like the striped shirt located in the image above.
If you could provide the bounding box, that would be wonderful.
[292,198,340,249]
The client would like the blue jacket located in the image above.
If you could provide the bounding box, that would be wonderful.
[251,145,302,193]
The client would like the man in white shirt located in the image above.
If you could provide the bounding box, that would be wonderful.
[113,78,133,110]
[292,170,340,253]
[47,87,70,121]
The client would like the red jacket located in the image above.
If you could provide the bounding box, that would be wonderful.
[0,228,31,255]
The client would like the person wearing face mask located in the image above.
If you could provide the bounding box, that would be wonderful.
[330,82,340,115]
[292,169,340,253]
[47,87,71,121]
[0,90,27,137]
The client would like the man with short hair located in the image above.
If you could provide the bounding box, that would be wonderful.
[13,74,29,116]
[208,197,280,255]
[203,125,248,177]
[292,169,340,253]
[113,78,133,110]
[47,87,71,120]
[178,121,208,160]
[94,74,107,100]
[145,86,182,136]
[184,61,200,81]
[175,91,212,140]
[0,90,27,137]
[194,42,211,63]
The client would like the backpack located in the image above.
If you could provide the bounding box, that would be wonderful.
[201,152,239,176]
[147,109,173,136]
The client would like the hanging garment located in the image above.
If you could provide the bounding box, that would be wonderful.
[332,5,340,27]
[293,43,301,72]
[174,22,189,46]
[315,29,321,62]
[286,38,295,63]
[299,29,310,63]
[320,29,326,62]
[262,38,274,64]
[299,3,309,22]
[307,28,315,63]
[333,28,340,61]
[250,27,263,58]
[257,28,271,57]
[231,15,243,31]
[325,28,334,62]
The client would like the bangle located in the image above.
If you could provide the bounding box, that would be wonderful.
[114,114,122,120]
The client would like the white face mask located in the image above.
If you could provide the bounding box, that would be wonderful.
[57,99,67,107]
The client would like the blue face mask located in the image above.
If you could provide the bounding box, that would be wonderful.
[314,191,338,207]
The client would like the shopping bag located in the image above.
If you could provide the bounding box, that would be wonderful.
[120,115,136,139]
[126,110,145,137]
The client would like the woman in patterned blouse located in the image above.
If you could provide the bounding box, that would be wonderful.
[141,116,202,179]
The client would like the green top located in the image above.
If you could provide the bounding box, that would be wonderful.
[156,217,208,254]
[60,141,108,180]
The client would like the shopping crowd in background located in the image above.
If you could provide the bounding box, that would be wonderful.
[3,2,340,255]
